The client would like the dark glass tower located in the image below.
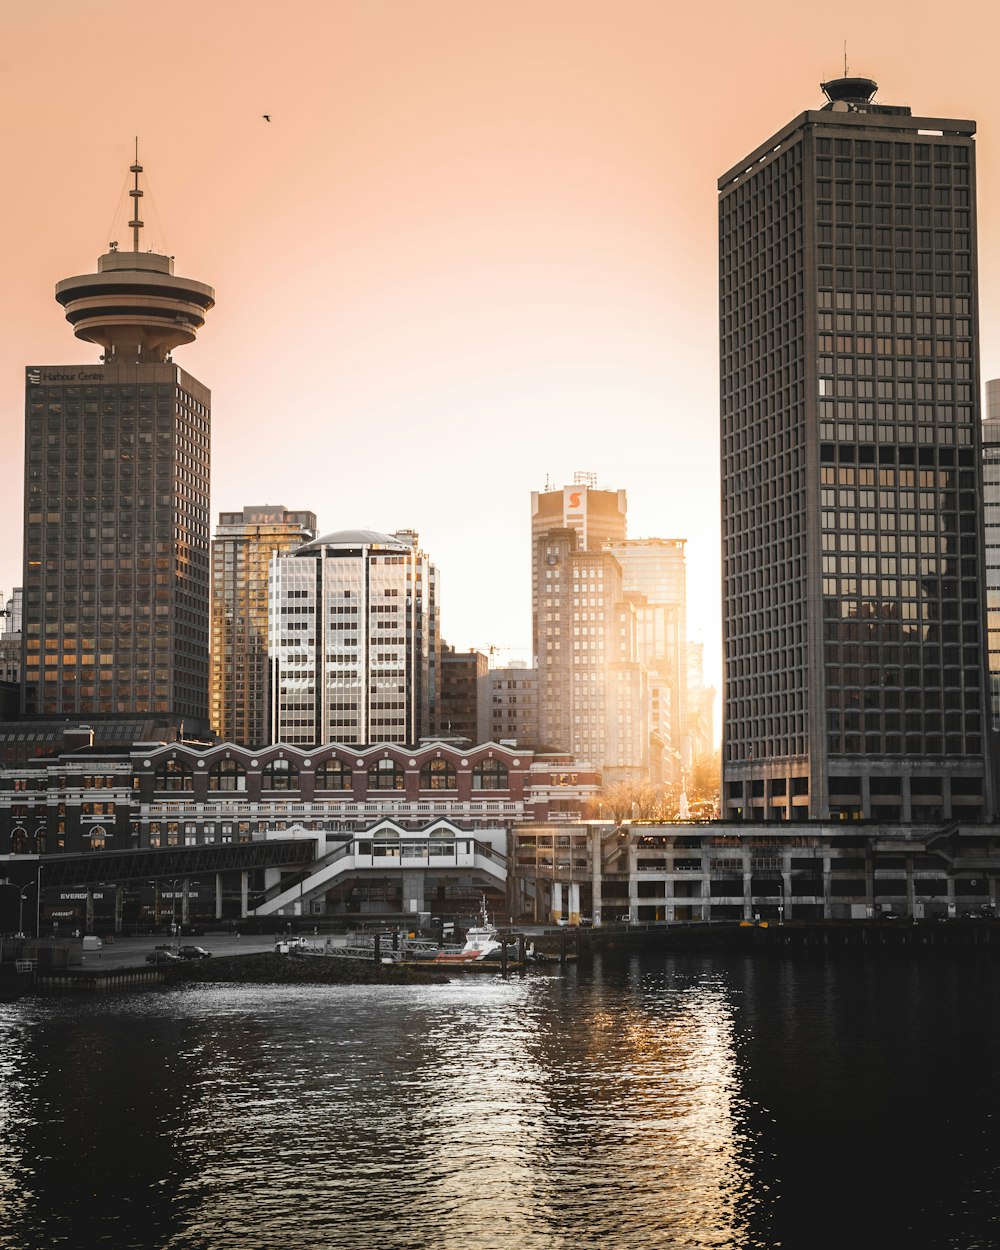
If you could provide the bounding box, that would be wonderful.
[719,77,992,822]
[21,155,215,732]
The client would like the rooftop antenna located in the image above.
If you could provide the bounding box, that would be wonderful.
[844,41,848,76]
[129,138,144,252]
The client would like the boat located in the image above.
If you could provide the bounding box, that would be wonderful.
[433,897,516,964]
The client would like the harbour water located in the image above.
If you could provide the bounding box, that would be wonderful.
[1,946,999,1249]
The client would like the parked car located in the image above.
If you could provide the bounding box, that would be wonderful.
[146,950,180,964]
[177,945,211,960]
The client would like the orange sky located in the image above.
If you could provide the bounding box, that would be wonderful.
[5,0,1000,739]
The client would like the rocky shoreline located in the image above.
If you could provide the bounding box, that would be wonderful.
[163,952,451,986]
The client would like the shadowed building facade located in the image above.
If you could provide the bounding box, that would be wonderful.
[22,155,214,735]
[719,76,992,821]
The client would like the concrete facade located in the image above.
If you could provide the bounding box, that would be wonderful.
[719,76,992,821]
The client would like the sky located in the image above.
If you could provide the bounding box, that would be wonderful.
[5,0,1000,744]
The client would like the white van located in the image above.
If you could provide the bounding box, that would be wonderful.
[82,935,103,951]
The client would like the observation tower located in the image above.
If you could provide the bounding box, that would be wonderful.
[21,148,215,735]
[54,149,214,363]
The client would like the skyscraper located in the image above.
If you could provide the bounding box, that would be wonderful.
[982,378,1000,731]
[608,537,688,775]
[530,473,627,663]
[210,505,317,746]
[22,155,214,733]
[534,526,647,781]
[269,528,440,747]
[719,76,991,822]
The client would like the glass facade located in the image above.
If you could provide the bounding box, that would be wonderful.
[210,506,316,747]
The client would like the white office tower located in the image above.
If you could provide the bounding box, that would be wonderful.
[269,529,439,747]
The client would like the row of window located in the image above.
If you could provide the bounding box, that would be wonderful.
[150,757,511,792]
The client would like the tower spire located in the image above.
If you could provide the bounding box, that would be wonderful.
[129,138,144,252]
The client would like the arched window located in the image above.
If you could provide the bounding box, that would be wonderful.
[154,759,193,792]
[33,830,47,855]
[10,827,27,854]
[209,760,247,792]
[88,826,107,852]
[473,759,508,790]
[314,759,353,791]
[368,759,404,790]
[420,758,457,790]
[261,759,299,791]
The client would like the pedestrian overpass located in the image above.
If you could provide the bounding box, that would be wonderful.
[251,819,508,918]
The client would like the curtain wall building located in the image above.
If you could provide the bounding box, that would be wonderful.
[22,156,214,733]
[210,505,317,747]
[269,529,440,747]
[719,76,992,821]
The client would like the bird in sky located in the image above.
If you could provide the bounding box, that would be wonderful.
[262,114,271,122]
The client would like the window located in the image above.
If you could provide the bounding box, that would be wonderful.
[368,759,404,790]
[261,759,299,791]
[209,759,246,792]
[155,759,193,791]
[472,759,509,790]
[420,759,457,790]
[314,759,353,790]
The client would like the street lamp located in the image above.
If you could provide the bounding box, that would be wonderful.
[34,862,43,938]
[19,883,35,935]
[170,878,181,947]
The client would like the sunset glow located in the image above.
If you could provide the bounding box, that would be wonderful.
[6,1,1000,728]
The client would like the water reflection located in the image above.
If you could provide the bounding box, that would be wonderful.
[0,965,761,1250]
[5,951,997,1249]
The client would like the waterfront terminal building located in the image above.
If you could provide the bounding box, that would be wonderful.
[0,727,998,932]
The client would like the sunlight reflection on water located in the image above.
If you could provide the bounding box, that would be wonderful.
[0,958,760,1250]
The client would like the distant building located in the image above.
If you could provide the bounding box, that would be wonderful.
[530,472,627,663]
[22,155,214,734]
[609,537,688,777]
[0,589,23,686]
[534,526,646,783]
[437,646,488,741]
[481,663,539,746]
[685,641,716,765]
[210,506,317,747]
[269,528,440,746]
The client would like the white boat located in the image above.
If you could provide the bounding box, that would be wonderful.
[433,897,513,964]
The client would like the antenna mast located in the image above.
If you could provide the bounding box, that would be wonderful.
[129,138,144,251]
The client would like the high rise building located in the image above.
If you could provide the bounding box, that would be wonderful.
[719,76,991,821]
[608,537,688,776]
[269,528,440,747]
[210,505,317,747]
[534,527,647,781]
[530,473,627,662]
[22,155,214,733]
[982,378,1000,731]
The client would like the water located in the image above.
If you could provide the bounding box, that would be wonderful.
[2,949,999,1249]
